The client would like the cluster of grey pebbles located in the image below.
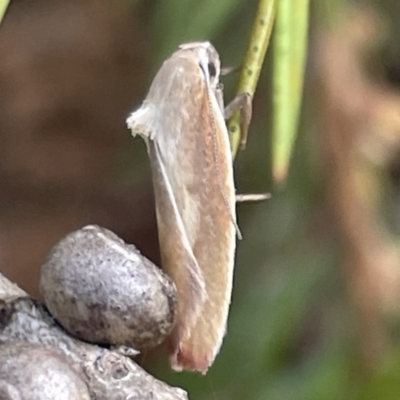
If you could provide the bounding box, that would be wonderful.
[0,225,184,400]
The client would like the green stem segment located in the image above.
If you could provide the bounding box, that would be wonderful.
[228,0,276,158]
[272,0,310,183]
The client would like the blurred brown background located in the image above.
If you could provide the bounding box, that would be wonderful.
[0,0,158,297]
[3,0,400,399]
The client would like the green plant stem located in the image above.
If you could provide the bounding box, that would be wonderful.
[228,0,276,158]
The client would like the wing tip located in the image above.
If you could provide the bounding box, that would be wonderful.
[170,345,212,375]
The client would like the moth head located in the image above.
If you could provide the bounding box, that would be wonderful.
[178,42,221,90]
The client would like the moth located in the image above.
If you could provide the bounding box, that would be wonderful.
[126,42,249,373]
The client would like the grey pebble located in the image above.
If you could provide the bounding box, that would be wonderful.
[40,225,177,351]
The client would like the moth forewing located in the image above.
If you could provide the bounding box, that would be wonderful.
[128,55,209,343]
[127,42,237,373]
[148,140,208,338]
[172,70,236,373]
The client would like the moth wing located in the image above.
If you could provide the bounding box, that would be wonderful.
[148,57,236,373]
[171,79,236,373]
[148,139,207,337]
[140,57,209,348]
[129,53,236,373]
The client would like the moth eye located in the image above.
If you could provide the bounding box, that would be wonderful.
[208,62,217,78]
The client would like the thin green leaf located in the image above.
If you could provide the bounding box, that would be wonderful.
[272,0,310,183]
[0,0,10,25]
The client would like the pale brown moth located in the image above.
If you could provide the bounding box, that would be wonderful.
[126,42,248,373]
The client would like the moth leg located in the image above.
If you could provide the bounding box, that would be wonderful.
[111,345,140,358]
[220,64,240,76]
[215,83,225,112]
[224,93,252,150]
[236,193,271,202]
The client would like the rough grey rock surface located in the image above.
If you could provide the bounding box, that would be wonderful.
[40,225,177,350]
[0,297,188,400]
[0,341,90,400]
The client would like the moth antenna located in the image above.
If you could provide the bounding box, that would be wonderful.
[206,89,242,240]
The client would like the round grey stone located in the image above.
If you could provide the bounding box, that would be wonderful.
[40,225,177,351]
